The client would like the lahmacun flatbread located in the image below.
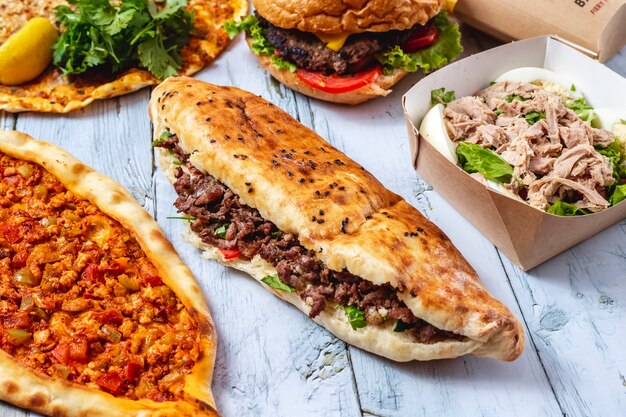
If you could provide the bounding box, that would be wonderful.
[0,0,247,113]
[0,130,219,416]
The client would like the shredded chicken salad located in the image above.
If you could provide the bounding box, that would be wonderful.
[435,81,626,215]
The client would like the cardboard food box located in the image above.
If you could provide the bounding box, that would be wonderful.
[402,36,626,270]
[454,0,626,62]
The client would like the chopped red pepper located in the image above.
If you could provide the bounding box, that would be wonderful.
[69,335,89,363]
[52,341,70,365]
[81,264,103,283]
[219,247,241,260]
[125,361,143,382]
[100,310,124,326]
[12,252,29,269]
[144,275,163,287]
[96,370,125,395]
[2,224,22,244]
[102,261,125,276]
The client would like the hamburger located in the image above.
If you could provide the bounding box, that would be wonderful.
[226,0,463,104]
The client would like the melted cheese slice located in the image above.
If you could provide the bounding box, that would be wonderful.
[314,33,349,52]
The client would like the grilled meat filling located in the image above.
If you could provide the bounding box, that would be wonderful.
[257,12,413,75]
[157,136,463,344]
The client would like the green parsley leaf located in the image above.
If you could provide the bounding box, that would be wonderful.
[214,224,229,238]
[525,111,545,125]
[547,201,589,216]
[565,97,595,124]
[456,142,513,183]
[570,84,577,92]
[344,305,367,330]
[489,81,496,86]
[393,320,414,332]
[271,231,279,238]
[621,119,626,125]
[152,130,174,146]
[494,109,504,116]
[261,275,295,292]
[167,215,196,221]
[53,0,194,79]
[430,87,456,105]
[376,11,463,75]
[172,159,185,166]
[609,184,626,206]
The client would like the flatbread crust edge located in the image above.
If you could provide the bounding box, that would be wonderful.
[149,77,525,362]
[0,130,219,417]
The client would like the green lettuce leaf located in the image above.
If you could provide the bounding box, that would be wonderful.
[456,142,513,183]
[596,138,626,180]
[525,111,545,125]
[430,87,456,105]
[261,275,295,293]
[376,11,463,75]
[344,305,367,330]
[565,97,596,124]
[547,201,589,216]
[609,184,626,206]
[224,15,296,72]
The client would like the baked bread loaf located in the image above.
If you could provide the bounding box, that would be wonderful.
[253,0,445,34]
[149,77,524,362]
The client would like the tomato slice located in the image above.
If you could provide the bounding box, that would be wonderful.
[69,335,89,363]
[126,360,143,382]
[100,310,124,326]
[96,370,125,395]
[219,247,241,260]
[52,341,70,364]
[296,65,382,94]
[401,23,439,53]
[144,275,164,287]
[81,264,103,283]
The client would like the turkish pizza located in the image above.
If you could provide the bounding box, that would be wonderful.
[0,0,247,113]
[0,130,218,416]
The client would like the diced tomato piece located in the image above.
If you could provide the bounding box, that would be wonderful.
[81,264,103,283]
[100,310,123,326]
[219,247,241,260]
[69,335,89,363]
[401,23,439,53]
[144,275,163,287]
[296,65,382,94]
[96,370,125,395]
[2,224,22,244]
[11,252,29,269]
[52,341,70,365]
[3,311,31,329]
[125,361,143,382]
[102,261,125,276]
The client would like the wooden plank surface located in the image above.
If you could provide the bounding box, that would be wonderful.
[1,23,625,417]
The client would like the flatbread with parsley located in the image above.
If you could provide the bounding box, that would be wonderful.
[0,0,247,113]
[0,130,219,416]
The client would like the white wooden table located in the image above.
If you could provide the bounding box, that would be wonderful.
[1,25,625,417]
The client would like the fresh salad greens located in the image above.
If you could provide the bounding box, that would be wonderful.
[524,111,545,125]
[565,97,595,124]
[53,0,195,79]
[547,201,590,216]
[261,275,295,293]
[224,15,297,72]
[376,11,463,75]
[344,305,367,330]
[609,185,626,206]
[430,87,456,105]
[456,142,514,183]
[214,223,229,238]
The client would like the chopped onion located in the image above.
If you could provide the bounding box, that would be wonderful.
[40,216,57,227]
[17,164,33,178]
[101,325,122,343]
[14,269,36,287]
[6,329,32,345]
[33,184,48,200]
[118,274,140,292]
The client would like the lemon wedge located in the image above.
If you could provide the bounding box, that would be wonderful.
[0,17,58,85]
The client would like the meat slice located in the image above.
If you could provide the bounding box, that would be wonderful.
[528,177,609,212]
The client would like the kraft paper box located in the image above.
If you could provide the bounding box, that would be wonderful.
[402,36,626,270]
[455,0,626,62]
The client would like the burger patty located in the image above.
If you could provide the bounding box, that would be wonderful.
[256,12,413,75]
[156,136,463,344]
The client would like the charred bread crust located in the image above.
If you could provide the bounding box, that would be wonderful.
[253,0,445,34]
[0,130,219,416]
[149,77,525,361]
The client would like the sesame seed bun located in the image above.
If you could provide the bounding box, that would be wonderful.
[252,0,445,34]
